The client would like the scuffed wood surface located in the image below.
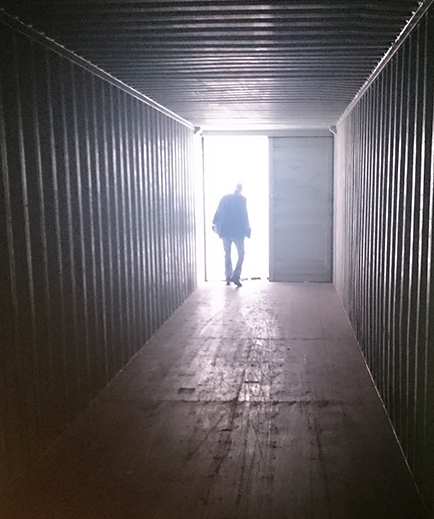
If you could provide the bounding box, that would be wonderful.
[0,283,427,518]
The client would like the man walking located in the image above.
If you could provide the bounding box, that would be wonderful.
[212,183,251,287]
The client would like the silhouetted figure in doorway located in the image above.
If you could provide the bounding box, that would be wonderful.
[212,183,251,287]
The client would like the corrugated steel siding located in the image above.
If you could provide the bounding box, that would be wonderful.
[0,1,422,130]
[334,7,434,515]
[0,21,196,490]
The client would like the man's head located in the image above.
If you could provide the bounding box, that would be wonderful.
[234,183,243,194]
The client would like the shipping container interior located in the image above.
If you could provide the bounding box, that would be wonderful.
[1,1,434,517]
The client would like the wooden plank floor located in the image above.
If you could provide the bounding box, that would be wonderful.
[1,282,428,519]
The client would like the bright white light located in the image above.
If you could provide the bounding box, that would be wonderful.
[203,136,269,281]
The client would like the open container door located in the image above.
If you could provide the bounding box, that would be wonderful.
[269,134,333,282]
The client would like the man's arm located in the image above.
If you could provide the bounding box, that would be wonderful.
[212,196,227,234]
[243,197,251,238]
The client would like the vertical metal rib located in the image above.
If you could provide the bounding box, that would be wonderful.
[0,20,196,491]
[335,6,434,513]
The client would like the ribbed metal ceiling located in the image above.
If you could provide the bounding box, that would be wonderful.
[0,1,423,130]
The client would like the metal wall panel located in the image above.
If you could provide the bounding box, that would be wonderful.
[0,21,196,491]
[269,135,333,282]
[335,7,434,516]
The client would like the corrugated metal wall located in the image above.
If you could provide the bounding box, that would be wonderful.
[335,7,434,516]
[0,21,196,491]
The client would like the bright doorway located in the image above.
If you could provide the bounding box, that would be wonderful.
[203,136,269,282]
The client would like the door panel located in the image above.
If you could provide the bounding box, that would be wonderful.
[270,136,333,282]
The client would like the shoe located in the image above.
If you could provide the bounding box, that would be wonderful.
[230,276,242,287]
[226,280,231,286]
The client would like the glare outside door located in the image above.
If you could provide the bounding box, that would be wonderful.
[203,136,269,282]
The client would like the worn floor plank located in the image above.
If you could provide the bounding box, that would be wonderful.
[1,282,428,518]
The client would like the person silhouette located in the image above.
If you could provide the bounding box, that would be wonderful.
[212,183,251,287]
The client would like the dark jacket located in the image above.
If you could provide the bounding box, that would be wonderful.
[213,193,251,239]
